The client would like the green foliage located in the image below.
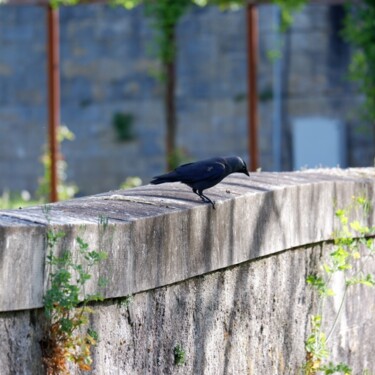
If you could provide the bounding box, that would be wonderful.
[306,275,334,297]
[167,147,191,170]
[304,196,375,374]
[37,125,78,202]
[51,0,140,7]
[173,344,186,366]
[42,230,108,374]
[0,125,78,209]
[110,0,142,8]
[49,0,78,8]
[98,214,109,228]
[193,0,244,8]
[305,315,329,363]
[112,112,135,142]
[319,362,352,375]
[144,0,191,64]
[0,189,39,209]
[46,229,65,249]
[141,0,308,65]
[272,0,307,31]
[118,294,134,308]
[120,176,143,189]
[343,1,375,122]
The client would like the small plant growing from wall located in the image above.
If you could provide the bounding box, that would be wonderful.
[303,196,375,374]
[173,344,186,366]
[41,223,108,374]
[117,294,134,308]
[112,112,135,142]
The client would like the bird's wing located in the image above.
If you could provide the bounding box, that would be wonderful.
[175,158,226,183]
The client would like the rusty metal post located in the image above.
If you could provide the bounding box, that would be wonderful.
[46,5,60,202]
[246,3,259,171]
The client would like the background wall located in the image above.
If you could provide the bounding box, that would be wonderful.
[0,4,373,196]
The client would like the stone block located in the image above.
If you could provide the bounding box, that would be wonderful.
[0,169,375,374]
[1,168,374,311]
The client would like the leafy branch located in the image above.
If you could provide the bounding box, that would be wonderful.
[343,1,375,123]
[304,196,375,374]
[41,231,108,374]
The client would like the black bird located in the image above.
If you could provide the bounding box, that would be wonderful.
[150,156,249,208]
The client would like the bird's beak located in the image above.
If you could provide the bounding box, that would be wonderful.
[244,169,249,176]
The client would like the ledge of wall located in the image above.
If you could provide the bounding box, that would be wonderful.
[1,168,374,312]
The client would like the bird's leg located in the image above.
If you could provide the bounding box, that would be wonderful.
[200,193,215,209]
[193,188,205,202]
[193,189,215,209]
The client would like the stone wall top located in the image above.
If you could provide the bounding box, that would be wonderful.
[0,168,374,312]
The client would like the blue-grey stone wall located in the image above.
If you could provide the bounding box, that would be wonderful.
[0,4,373,196]
[0,6,46,194]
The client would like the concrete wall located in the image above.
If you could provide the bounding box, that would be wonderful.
[0,4,374,196]
[0,168,374,374]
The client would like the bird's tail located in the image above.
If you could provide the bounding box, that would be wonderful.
[150,171,179,185]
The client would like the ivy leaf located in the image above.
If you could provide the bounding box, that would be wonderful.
[319,361,352,374]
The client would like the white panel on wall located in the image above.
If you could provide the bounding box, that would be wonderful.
[292,117,346,170]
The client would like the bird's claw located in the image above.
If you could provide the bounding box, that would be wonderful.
[199,196,215,209]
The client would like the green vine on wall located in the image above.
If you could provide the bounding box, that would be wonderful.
[144,0,191,65]
[48,0,309,170]
[304,196,375,374]
[343,1,375,123]
[41,221,108,374]
[48,0,375,164]
[271,0,306,31]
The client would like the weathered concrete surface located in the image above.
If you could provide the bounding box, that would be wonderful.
[1,242,375,374]
[81,243,375,375]
[0,168,374,312]
[89,244,321,375]
[0,168,375,374]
